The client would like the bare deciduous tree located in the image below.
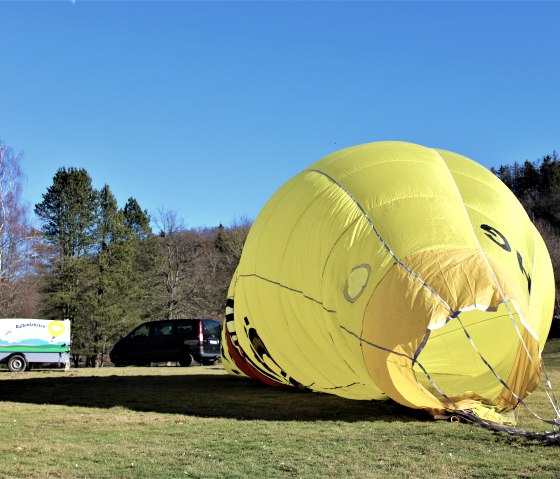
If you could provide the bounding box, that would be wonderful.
[154,209,206,319]
[0,141,40,316]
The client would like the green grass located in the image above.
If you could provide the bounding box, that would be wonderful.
[1,344,559,479]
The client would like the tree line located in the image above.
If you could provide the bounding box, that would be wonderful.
[491,152,560,337]
[1,140,559,367]
[0,141,249,366]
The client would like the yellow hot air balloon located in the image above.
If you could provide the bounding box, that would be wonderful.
[48,320,65,339]
[221,141,556,423]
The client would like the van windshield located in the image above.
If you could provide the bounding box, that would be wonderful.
[203,321,221,338]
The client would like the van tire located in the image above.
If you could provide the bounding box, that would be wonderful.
[8,354,27,372]
[179,352,193,367]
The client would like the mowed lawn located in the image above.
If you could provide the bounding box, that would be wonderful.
[1,344,559,479]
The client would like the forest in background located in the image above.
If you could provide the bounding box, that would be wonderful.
[1,140,559,366]
[491,152,560,339]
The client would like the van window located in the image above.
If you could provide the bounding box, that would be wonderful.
[177,322,195,338]
[133,324,150,338]
[203,321,220,337]
[154,322,174,336]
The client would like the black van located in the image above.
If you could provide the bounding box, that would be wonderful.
[109,319,221,367]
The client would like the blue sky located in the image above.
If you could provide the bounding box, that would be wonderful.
[1,1,559,229]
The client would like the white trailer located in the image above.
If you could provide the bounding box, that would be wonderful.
[0,319,71,372]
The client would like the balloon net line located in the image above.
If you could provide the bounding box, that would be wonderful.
[438,152,560,426]
[341,324,560,441]
[236,273,337,313]
[438,411,560,443]
[310,164,560,437]
[306,169,453,312]
[454,315,560,428]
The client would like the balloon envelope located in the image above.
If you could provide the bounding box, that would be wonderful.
[221,142,555,418]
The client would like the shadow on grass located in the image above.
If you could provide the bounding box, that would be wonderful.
[0,368,427,422]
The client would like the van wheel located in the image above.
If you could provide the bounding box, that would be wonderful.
[8,354,27,372]
[179,352,193,367]
[201,358,215,366]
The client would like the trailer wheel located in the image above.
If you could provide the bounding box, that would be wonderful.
[8,354,27,372]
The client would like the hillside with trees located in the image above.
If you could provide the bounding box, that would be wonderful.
[491,152,560,337]
[1,139,559,365]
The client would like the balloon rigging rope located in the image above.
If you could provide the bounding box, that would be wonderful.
[310,163,559,434]
[530,228,560,418]
[307,170,484,417]
[437,152,560,423]
[455,316,560,427]
[437,152,537,358]
[342,324,560,440]
[236,273,336,313]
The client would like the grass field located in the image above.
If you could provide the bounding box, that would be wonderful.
[1,343,559,479]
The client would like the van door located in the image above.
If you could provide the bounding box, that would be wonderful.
[150,321,178,362]
[177,321,197,347]
[128,323,152,365]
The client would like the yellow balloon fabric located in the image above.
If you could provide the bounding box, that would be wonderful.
[222,141,555,418]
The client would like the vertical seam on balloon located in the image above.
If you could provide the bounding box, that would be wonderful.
[305,168,454,313]
[275,177,345,382]
[319,217,361,281]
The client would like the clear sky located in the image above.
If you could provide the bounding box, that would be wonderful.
[1,0,559,229]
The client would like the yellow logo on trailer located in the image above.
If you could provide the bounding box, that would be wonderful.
[48,320,65,340]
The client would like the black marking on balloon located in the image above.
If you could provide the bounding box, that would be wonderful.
[243,316,307,389]
[224,302,295,386]
[224,298,281,383]
[479,224,533,294]
[480,224,511,252]
[245,322,287,376]
[237,273,337,313]
[517,250,532,294]
[236,339,288,384]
